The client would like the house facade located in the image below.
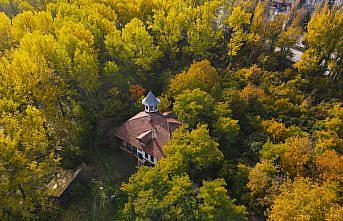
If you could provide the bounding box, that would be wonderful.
[114,91,182,165]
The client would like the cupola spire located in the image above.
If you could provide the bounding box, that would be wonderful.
[142,91,160,113]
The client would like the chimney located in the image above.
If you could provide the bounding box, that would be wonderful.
[152,128,156,139]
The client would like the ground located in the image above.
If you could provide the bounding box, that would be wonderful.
[58,145,137,221]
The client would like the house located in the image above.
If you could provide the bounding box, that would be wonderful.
[115,91,182,165]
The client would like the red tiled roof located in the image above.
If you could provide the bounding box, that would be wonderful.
[115,112,182,159]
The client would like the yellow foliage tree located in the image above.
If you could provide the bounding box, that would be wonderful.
[269,177,339,221]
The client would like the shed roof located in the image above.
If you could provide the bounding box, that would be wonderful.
[46,168,82,198]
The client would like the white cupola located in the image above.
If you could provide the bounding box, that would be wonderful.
[142,91,160,113]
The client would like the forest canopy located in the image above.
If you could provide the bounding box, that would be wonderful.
[0,0,342,220]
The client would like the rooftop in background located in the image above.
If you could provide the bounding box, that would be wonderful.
[275,47,304,63]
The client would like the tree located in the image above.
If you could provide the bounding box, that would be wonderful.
[281,136,313,178]
[222,89,248,119]
[123,170,197,220]
[106,18,161,71]
[0,0,12,16]
[57,21,100,93]
[186,0,225,58]
[262,119,291,143]
[315,149,343,183]
[240,83,266,114]
[173,89,215,128]
[313,103,343,154]
[214,117,240,146]
[168,60,220,97]
[0,106,60,219]
[162,124,224,179]
[269,177,340,221]
[295,5,342,79]
[0,12,11,51]
[260,141,286,163]
[198,178,247,221]
[227,6,255,60]
[325,205,343,221]
[232,65,263,87]
[276,27,301,57]
[109,0,156,25]
[150,0,188,57]
[11,11,54,43]
[121,125,245,220]
[11,11,35,42]
[247,160,278,209]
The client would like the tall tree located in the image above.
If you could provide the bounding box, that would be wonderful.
[295,5,342,79]
[0,106,60,219]
[269,177,340,221]
[186,0,226,59]
[227,6,254,62]
[0,12,11,51]
[122,125,246,220]
[150,0,188,57]
[173,89,215,128]
[198,178,247,221]
[106,18,161,73]
[168,60,220,97]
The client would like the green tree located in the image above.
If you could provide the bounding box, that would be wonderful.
[173,89,215,128]
[198,178,247,221]
[122,125,245,220]
[162,124,224,179]
[106,18,161,71]
[214,116,240,146]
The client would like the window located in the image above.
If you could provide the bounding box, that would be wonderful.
[138,152,143,159]
[127,144,134,153]
[149,106,153,112]
[145,152,148,159]
[150,155,154,163]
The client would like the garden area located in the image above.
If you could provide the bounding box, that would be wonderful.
[59,146,137,221]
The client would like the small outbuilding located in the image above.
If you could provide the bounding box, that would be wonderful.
[46,167,82,199]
